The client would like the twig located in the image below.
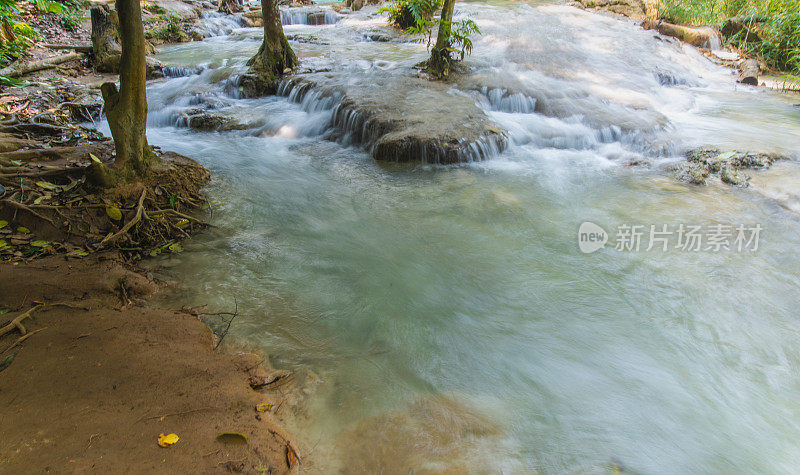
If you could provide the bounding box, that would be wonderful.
[214,299,238,351]
[137,407,217,423]
[98,189,146,248]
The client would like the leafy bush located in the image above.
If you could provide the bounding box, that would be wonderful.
[656,0,800,74]
[380,0,480,63]
[381,0,440,31]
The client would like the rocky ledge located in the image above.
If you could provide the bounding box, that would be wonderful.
[276,75,507,164]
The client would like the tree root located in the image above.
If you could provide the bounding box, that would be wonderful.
[0,304,44,338]
[98,189,146,248]
[1,327,46,355]
[1,199,57,227]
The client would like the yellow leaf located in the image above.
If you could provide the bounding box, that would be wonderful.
[255,402,272,413]
[35,181,59,191]
[106,205,122,221]
[89,153,102,164]
[286,442,299,469]
[0,220,7,229]
[157,433,179,447]
[17,226,30,234]
[175,219,190,228]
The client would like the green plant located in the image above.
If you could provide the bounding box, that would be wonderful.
[656,0,800,74]
[380,0,480,61]
[380,0,440,31]
[144,14,188,42]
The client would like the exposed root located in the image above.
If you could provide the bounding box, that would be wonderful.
[1,327,47,355]
[98,189,146,248]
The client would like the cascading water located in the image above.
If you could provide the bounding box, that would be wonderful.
[280,6,339,25]
[133,2,800,472]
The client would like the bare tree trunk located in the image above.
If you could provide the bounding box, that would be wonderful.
[100,0,152,180]
[91,5,122,73]
[425,0,455,79]
[240,0,297,97]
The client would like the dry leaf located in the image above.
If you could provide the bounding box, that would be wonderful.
[255,402,272,413]
[157,433,179,447]
[286,442,298,469]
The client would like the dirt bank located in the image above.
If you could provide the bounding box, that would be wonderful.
[0,253,299,473]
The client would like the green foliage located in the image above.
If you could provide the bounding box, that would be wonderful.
[31,0,62,14]
[380,0,480,63]
[145,14,188,42]
[380,0,440,31]
[656,0,800,73]
[449,18,479,60]
[144,2,167,14]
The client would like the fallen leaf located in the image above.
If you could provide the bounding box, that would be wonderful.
[0,220,7,229]
[0,240,7,250]
[168,243,183,253]
[16,227,30,234]
[0,308,9,315]
[89,153,102,164]
[66,249,89,258]
[216,432,250,445]
[157,433,179,447]
[255,402,272,413]
[10,160,22,166]
[286,442,299,469]
[33,195,49,205]
[30,240,49,248]
[106,205,122,221]
[175,219,190,228]
[35,181,59,191]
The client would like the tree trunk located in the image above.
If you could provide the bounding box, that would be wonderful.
[240,0,297,97]
[100,0,152,179]
[425,0,455,79]
[219,0,244,14]
[738,59,760,86]
[91,5,122,73]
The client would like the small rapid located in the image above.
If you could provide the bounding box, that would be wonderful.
[136,2,800,472]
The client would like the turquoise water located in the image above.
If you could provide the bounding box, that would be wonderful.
[138,2,800,472]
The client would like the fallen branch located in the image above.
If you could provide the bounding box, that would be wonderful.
[41,43,93,53]
[98,189,146,247]
[214,299,237,351]
[0,53,82,79]
[0,304,43,338]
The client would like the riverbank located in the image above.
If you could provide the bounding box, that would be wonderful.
[0,253,297,472]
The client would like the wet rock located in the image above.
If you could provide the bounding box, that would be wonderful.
[184,111,246,131]
[242,9,263,27]
[679,147,786,186]
[364,32,391,42]
[720,164,748,186]
[281,76,507,164]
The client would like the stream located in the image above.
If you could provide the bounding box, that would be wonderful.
[124,1,800,471]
